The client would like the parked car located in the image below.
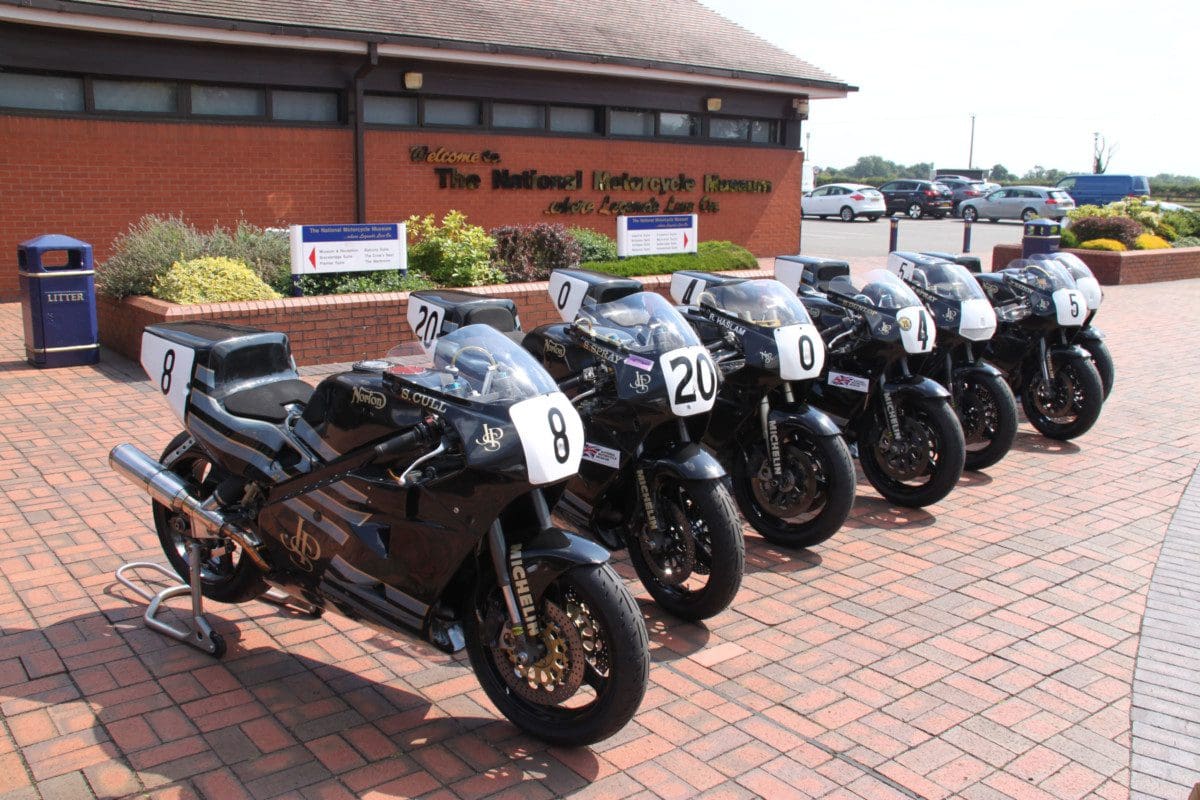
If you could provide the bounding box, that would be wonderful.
[937,177,991,216]
[877,179,953,219]
[960,186,1075,223]
[1055,174,1150,206]
[802,183,886,222]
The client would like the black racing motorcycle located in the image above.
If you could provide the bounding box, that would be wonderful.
[975,259,1104,440]
[110,322,648,746]
[409,273,744,621]
[1033,251,1114,399]
[887,252,1018,471]
[776,264,966,508]
[667,271,855,548]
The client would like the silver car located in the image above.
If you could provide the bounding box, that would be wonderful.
[960,186,1076,223]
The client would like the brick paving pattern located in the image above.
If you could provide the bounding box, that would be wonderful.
[1,276,1199,799]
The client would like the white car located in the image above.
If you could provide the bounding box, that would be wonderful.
[802,183,887,222]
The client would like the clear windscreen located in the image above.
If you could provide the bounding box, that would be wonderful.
[1041,251,1095,282]
[1006,259,1078,292]
[908,261,988,302]
[386,324,558,403]
[832,269,924,310]
[698,279,814,327]
[575,291,701,352]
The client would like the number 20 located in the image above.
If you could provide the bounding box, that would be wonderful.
[669,353,716,405]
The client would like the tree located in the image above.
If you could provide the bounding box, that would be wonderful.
[1093,133,1116,174]
[990,163,1013,182]
[846,155,898,180]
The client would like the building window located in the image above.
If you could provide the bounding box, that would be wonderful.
[710,117,750,141]
[191,84,264,117]
[659,112,699,138]
[424,98,479,127]
[611,109,654,137]
[549,106,596,134]
[493,102,544,129]
[0,72,84,112]
[272,89,339,122]
[750,119,779,144]
[93,79,177,113]
[364,95,417,125]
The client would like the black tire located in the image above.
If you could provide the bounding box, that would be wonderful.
[731,428,855,548]
[989,218,999,224]
[858,398,965,508]
[1021,354,1104,440]
[867,216,880,222]
[1021,208,1039,222]
[208,632,226,659]
[956,371,1018,471]
[1079,338,1114,399]
[153,432,267,604]
[962,207,979,223]
[906,203,924,220]
[840,206,856,222]
[465,563,648,746]
[626,477,744,621]
[817,215,826,220]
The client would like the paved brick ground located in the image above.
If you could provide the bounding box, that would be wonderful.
[2,276,1199,799]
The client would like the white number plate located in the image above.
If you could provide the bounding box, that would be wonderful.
[406,296,447,354]
[548,272,589,322]
[659,345,718,416]
[1053,288,1086,326]
[774,323,825,380]
[669,273,707,306]
[897,306,935,354]
[140,332,196,424]
[508,391,583,485]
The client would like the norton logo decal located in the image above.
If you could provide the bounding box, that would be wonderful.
[897,317,912,331]
[544,340,567,359]
[351,385,387,409]
[630,372,651,394]
[475,423,505,451]
[281,517,320,572]
[399,387,448,413]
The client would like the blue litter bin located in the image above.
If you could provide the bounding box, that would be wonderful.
[1021,219,1061,259]
[18,234,99,367]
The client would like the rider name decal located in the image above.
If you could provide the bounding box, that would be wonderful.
[281,517,321,572]
[399,387,448,413]
[351,385,387,409]
[702,308,747,337]
[580,338,621,364]
[475,423,505,451]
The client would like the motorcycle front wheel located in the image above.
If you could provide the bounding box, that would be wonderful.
[1022,354,1104,440]
[859,399,965,508]
[152,432,267,603]
[465,563,649,746]
[956,371,1018,471]
[1079,338,1114,400]
[627,477,744,621]
[731,428,855,548]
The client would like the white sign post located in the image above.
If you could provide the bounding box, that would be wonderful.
[288,223,407,295]
[616,214,698,258]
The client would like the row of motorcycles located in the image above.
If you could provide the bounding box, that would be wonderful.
[109,248,1111,747]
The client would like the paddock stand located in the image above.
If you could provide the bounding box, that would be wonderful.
[115,539,317,659]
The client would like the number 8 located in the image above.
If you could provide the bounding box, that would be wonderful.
[547,407,569,464]
[161,349,175,395]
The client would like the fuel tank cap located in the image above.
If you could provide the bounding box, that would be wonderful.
[352,359,391,373]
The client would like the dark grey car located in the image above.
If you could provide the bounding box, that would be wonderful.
[937,178,990,216]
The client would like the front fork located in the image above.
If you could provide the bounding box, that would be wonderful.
[757,383,799,478]
[1039,337,1055,385]
[879,363,909,441]
[486,489,553,666]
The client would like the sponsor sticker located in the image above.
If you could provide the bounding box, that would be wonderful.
[624,354,654,371]
[581,442,621,468]
[827,371,871,393]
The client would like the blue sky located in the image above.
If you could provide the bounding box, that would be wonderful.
[699,0,1198,178]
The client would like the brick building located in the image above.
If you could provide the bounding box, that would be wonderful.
[0,0,852,299]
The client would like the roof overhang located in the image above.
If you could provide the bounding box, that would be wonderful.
[0,2,853,98]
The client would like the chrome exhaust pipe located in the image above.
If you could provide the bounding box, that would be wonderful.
[108,444,271,570]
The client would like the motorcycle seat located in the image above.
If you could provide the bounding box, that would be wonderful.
[223,378,314,423]
[551,268,643,305]
[409,289,520,334]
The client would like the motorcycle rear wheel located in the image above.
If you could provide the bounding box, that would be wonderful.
[859,399,965,508]
[627,477,744,621]
[152,432,267,604]
[731,428,855,548]
[465,563,649,746]
[1022,354,1104,440]
[957,371,1018,471]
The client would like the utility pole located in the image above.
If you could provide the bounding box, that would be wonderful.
[968,113,976,169]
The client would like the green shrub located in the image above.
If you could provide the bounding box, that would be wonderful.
[1078,239,1127,252]
[1133,233,1171,250]
[407,210,502,287]
[153,256,281,303]
[297,269,435,296]
[1173,236,1200,248]
[1069,216,1144,247]
[568,227,618,262]
[97,214,208,298]
[490,224,582,282]
[1163,209,1200,238]
[582,240,757,278]
[208,222,291,293]
[1059,228,1080,248]
[1157,222,1178,242]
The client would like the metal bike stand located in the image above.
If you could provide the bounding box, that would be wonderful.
[115,539,224,657]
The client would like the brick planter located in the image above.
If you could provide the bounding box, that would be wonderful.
[991,244,1200,285]
[98,269,772,367]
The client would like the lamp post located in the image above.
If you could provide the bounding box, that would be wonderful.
[968,113,976,170]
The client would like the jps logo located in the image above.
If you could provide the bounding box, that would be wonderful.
[630,372,651,394]
[544,340,567,358]
[761,351,777,368]
[944,307,958,322]
[475,423,504,451]
[281,517,320,572]
[351,385,387,409]
[880,320,895,334]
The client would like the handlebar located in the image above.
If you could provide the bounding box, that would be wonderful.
[373,419,441,461]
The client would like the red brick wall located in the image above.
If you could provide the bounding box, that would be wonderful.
[991,245,1200,285]
[1,115,800,299]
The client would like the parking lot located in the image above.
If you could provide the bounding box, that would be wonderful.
[800,217,1025,265]
[2,268,1199,799]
